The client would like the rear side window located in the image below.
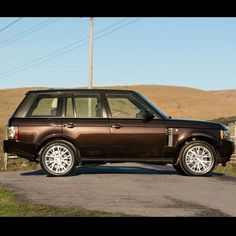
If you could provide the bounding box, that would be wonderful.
[27,96,62,117]
[65,94,102,118]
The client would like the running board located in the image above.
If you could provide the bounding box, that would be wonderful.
[81,158,175,163]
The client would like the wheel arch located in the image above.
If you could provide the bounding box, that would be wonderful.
[36,137,81,162]
[175,134,220,164]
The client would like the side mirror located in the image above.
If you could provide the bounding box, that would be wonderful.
[137,109,154,120]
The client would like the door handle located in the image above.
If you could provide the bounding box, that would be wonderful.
[111,123,122,129]
[64,123,75,128]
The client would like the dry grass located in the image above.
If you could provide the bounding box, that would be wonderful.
[1,85,236,129]
[105,85,236,120]
[214,163,236,176]
[0,87,44,127]
[210,89,236,101]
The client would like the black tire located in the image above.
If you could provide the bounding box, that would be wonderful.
[40,140,77,177]
[179,141,217,176]
[173,163,187,175]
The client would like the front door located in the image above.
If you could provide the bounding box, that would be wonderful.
[105,93,166,160]
[62,93,110,158]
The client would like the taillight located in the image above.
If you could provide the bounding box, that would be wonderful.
[8,126,19,141]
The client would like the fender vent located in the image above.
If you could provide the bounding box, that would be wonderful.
[165,128,173,147]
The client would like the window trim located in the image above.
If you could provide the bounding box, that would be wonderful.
[64,95,76,118]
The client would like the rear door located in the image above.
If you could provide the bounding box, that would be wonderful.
[62,92,110,159]
[16,94,63,156]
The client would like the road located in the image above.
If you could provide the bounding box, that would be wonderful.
[0,162,236,216]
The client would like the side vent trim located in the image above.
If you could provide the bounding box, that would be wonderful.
[165,128,173,147]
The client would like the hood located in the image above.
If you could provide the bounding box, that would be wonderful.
[165,118,227,130]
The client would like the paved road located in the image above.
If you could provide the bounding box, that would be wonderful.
[0,163,236,216]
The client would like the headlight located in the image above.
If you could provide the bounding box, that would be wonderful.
[220,129,230,140]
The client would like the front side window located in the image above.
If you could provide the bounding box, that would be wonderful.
[66,94,102,118]
[106,94,150,119]
[27,96,61,117]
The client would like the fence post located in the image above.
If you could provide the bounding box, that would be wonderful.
[2,153,8,171]
[1,131,8,171]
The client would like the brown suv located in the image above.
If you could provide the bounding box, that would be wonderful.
[3,89,234,177]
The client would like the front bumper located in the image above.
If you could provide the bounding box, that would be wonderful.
[218,139,235,163]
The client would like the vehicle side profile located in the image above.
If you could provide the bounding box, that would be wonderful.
[3,89,234,177]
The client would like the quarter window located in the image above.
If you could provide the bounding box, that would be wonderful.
[27,96,61,117]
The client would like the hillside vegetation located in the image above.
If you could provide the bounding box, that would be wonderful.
[1,85,236,129]
[0,87,44,128]
[106,85,236,120]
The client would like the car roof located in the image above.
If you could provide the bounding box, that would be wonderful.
[26,88,137,94]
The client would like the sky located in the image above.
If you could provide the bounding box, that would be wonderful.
[0,17,236,90]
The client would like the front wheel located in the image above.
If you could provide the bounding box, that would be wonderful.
[40,141,77,177]
[173,164,187,175]
[179,141,217,176]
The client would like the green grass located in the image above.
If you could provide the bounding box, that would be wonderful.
[214,163,236,176]
[0,188,125,217]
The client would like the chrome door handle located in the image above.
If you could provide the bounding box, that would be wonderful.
[111,124,122,129]
[65,123,75,128]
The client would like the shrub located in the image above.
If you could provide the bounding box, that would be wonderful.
[211,116,236,125]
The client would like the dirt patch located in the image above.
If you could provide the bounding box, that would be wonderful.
[164,196,230,217]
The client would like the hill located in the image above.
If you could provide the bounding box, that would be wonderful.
[0,85,236,129]
[0,87,44,129]
[106,85,236,120]
[210,89,236,101]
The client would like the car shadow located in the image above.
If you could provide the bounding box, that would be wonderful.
[20,165,226,177]
[20,165,179,176]
[74,165,178,175]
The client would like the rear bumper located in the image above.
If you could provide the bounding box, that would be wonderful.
[218,139,235,163]
[3,139,36,160]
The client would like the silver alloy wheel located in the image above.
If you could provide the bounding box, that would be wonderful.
[185,145,214,174]
[44,145,73,175]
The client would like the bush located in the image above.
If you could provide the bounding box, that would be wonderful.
[211,116,236,125]
[0,126,4,170]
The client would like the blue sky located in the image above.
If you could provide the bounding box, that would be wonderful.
[0,17,236,90]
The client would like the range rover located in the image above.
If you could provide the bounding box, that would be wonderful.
[3,89,234,177]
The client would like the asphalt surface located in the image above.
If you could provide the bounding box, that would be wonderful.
[0,162,236,217]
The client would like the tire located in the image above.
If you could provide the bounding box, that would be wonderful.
[173,163,187,175]
[179,141,216,176]
[40,140,77,177]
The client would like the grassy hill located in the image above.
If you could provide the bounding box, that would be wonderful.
[210,89,236,101]
[0,85,236,129]
[0,87,44,128]
[108,85,236,120]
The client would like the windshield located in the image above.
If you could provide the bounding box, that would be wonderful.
[137,92,170,119]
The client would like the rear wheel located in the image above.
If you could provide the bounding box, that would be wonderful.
[179,141,216,176]
[173,163,186,175]
[40,141,77,177]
